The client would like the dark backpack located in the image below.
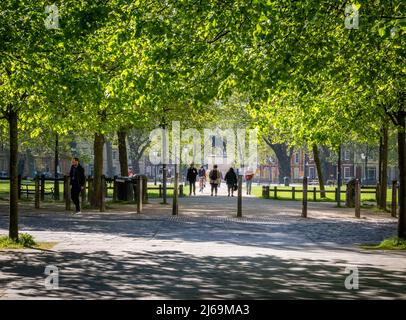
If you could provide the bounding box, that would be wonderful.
[209,170,218,180]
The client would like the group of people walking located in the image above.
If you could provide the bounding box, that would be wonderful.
[186,164,255,197]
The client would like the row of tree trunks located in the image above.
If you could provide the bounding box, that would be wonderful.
[397,111,406,239]
[9,109,19,241]
[91,133,105,208]
[378,124,388,210]
[127,128,151,175]
[263,138,292,184]
[53,133,60,200]
[337,145,342,207]
[312,144,326,198]
[118,129,129,177]
[106,140,114,178]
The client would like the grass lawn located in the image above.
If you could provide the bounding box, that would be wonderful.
[0,180,178,202]
[360,238,406,250]
[0,180,65,200]
[251,184,394,205]
[0,233,56,250]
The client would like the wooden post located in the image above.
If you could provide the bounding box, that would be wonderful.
[262,186,269,198]
[142,176,148,204]
[87,176,93,205]
[179,184,184,197]
[159,184,162,198]
[172,173,179,215]
[274,186,277,199]
[53,178,60,201]
[100,175,106,212]
[64,175,71,211]
[376,182,381,205]
[136,176,142,213]
[392,180,398,218]
[313,187,317,201]
[104,178,108,198]
[162,164,167,204]
[302,176,308,218]
[54,177,60,201]
[335,187,338,202]
[35,175,40,209]
[355,179,361,218]
[113,176,117,201]
[237,175,243,217]
[292,187,295,200]
[40,174,45,201]
[81,177,87,207]
[18,174,22,200]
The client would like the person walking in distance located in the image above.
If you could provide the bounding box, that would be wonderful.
[225,167,238,197]
[186,163,198,196]
[198,165,206,192]
[209,165,221,196]
[69,157,85,214]
[245,167,255,195]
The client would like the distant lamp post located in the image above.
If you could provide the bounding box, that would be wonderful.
[360,153,367,183]
[182,146,189,182]
[303,153,309,179]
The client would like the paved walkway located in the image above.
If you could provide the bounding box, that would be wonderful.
[0,185,405,299]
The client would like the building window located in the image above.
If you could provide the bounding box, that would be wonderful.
[344,150,351,161]
[112,151,117,160]
[294,167,299,179]
[367,167,376,180]
[344,167,351,178]
[295,153,300,164]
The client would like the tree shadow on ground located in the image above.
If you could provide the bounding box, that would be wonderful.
[1,249,405,299]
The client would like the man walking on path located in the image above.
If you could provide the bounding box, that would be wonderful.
[69,157,85,214]
[209,165,221,196]
[187,163,198,196]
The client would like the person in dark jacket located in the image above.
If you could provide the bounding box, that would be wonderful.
[69,157,85,214]
[186,163,198,196]
[224,167,238,197]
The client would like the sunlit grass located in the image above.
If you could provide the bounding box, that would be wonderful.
[360,237,406,250]
[0,233,56,250]
[251,185,393,204]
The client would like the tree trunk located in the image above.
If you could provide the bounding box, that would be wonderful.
[117,129,128,177]
[106,140,114,178]
[268,143,291,184]
[8,110,19,241]
[379,125,388,210]
[337,145,342,207]
[320,146,331,182]
[54,133,60,200]
[312,144,326,197]
[133,158,141,174]
[378,134,383,203]
[91,133,105,208]
[26,148,35,177]
[397,111,406,239]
